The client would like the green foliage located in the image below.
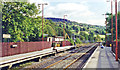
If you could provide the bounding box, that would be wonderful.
[67,38,74,45]
[88,31,95,42]
[94,34,101,42]
[79,31,88,40]
[80,36,85,41]
[2,2,40,42]
[46,17,105,42]
[75,38,82,44]
[106,12,120,41]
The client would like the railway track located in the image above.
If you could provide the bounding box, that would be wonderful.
[22,43,98,70]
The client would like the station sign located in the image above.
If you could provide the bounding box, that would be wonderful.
[106,33,111,35]
[3,34,11,38]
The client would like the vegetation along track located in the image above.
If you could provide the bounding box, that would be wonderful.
[21,43,98,70]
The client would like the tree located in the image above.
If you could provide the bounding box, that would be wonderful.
[106,12,120,41]
[94,34,101,42]
[79,31,88,41]
[80,36,85,41]
[88,31,95,42]
[2,2,40,42]
[84,34,88,41]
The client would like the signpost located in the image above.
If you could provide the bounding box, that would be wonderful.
[3,34,11,38]
[3,34,11,42]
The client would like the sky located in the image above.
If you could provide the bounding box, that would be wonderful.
[29,0,120,26]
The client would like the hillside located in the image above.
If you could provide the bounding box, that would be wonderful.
[45,18,105,34]
[45,17,106,42]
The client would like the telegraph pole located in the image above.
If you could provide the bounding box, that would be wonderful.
[38,3,48,41]
[63,15,67,40]
[111,0,113,42]
[63,15,67,46]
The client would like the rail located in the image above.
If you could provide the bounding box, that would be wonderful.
[24,43,98,69]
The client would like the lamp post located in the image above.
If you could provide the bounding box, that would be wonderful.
[105,16,108,47]
[106,0,113,42]
[38,3,48,41]
[115,0,118,61]
[63,15,67,46]
[63,15,67,40]
[111,0,113,42]
[102,14,108,47]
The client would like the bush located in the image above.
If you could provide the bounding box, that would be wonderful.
[67,38,74,45]
[75,38,82,44]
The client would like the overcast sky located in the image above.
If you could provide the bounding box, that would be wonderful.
[29,0,120,26]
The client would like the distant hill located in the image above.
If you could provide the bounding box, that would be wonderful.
[45,17,71,23]
[45,17,106,42]
[45,17,104,27]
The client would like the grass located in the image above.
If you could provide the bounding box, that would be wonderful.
[11,62,33,70]
[76,43,90,47]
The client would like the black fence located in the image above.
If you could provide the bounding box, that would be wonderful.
[111,41,120,59]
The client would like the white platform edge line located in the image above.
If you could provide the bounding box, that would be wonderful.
[83,46,99,69]
[110,50,120,62]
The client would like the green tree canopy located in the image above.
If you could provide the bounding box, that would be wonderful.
[2,2,40,42]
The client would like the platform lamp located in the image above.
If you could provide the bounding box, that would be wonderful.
[38,3,48,41]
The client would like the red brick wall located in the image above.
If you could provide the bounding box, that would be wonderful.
[62,41,72,46]
[1,41,51,57]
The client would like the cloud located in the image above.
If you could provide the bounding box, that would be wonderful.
[44,3,106,26]
[45,3,94,22]
[87,19,105,26]
[30,0,107,26]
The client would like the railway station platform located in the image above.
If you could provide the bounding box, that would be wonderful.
[0,46,74,68]
[83,46,120,69]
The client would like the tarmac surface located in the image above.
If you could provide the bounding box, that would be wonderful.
[83,46,120,69]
